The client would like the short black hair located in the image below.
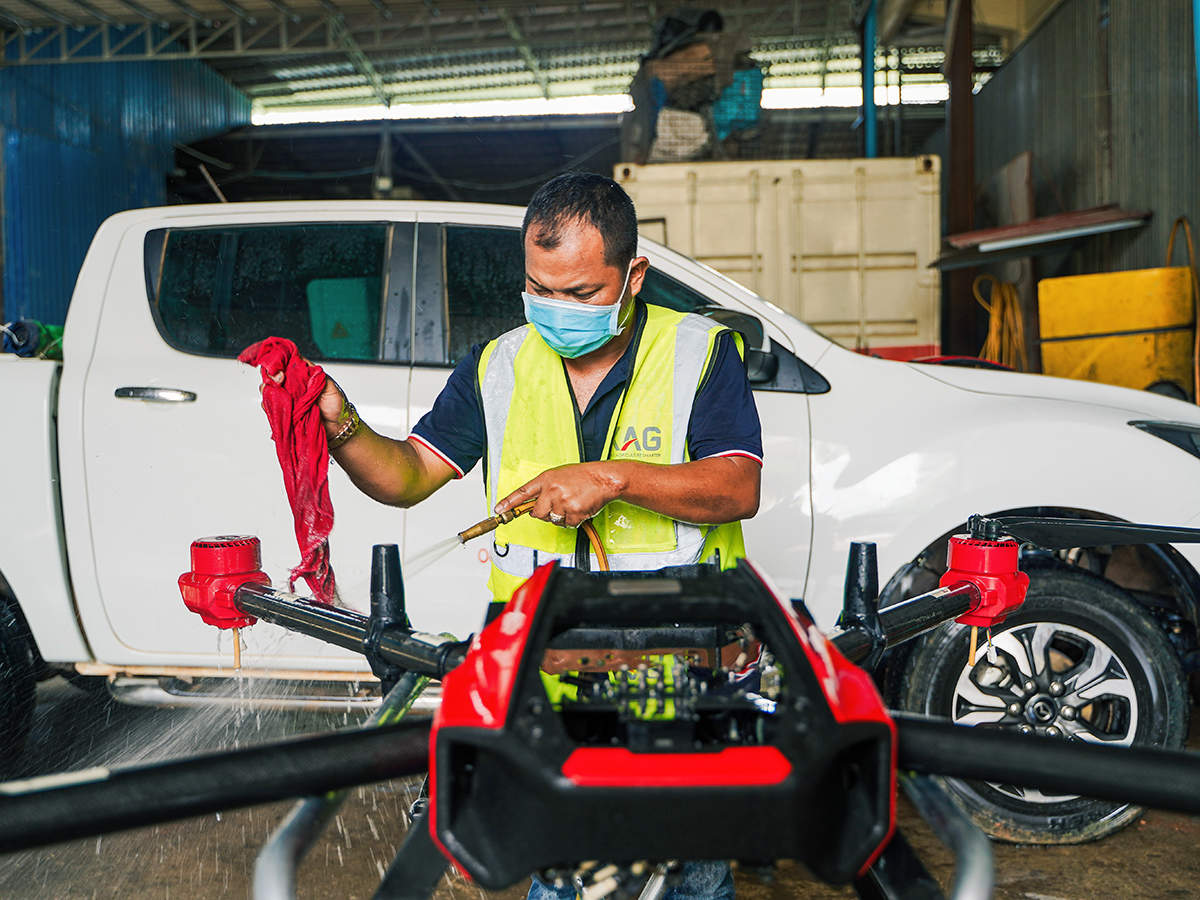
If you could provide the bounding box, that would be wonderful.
[522,173,638,270]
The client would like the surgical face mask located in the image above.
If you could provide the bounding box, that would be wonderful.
[522,263,634,359]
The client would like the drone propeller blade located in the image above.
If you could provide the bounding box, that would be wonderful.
[991,517,1200,550]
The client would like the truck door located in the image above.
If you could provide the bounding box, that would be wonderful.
[75,217,417,668]
[402,214,526,639]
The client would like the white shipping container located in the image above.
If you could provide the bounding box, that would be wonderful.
[616,157,942,359]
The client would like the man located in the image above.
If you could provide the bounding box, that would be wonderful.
[314,173,762,898]
[320,174,761,593]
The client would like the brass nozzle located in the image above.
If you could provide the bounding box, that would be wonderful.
[457,500,536,543]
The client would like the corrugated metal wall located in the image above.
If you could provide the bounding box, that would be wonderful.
[972,0,1200,273]
[0,52,249,324]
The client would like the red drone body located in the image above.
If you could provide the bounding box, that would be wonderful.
[178,535,270,629]
[942,533,1029,628]
[428,560,898,889]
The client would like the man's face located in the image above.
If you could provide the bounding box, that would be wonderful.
[523,219,647,319]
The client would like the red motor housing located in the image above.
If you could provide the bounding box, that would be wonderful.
[178,535,270,629]
[941,533,1029,628]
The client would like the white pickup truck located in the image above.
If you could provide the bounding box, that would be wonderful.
[6,200,1200,843]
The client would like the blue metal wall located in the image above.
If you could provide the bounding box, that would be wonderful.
[0,53,249,324]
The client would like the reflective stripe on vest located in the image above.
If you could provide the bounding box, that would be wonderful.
[477,305,743,601]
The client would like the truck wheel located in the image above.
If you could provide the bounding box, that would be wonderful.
[899,566,1189,844]
[0,602,36,774]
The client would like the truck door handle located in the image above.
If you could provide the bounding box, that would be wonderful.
[115,386,197,403]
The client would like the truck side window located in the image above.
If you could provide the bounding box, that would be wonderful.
[149,224,389,362]
[638,268,712,314]
[419,226,725,366]
[438,225,525,365]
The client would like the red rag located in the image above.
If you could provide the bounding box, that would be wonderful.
[238,337,338,605]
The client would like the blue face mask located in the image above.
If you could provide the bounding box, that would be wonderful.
[522,264,633,359]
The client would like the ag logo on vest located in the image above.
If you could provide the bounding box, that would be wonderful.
[617,426,662,456]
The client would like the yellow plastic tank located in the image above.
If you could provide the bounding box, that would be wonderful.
[1038,267,1195,398]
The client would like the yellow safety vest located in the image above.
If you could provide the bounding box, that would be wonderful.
[476,303,747,604]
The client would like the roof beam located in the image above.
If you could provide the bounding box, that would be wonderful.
[0,3,969,72]
[0,26,829,64]
[112,0,167,26]
[21,25,61,58]
[324,9,391,106]
[879,0,919,44]
[65,0,117,26]
[213,0,257,25]
[240,17,285,51]
[162,0,210,25]
[496,7,550,99]
[393,128,462,201]
[107,22,148,54]
[260,0,300,22]
[15,0,73,27]
[224,114,622,139]
[0,8,33,30]
[62,24,106,57]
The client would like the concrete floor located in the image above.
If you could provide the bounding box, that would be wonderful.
[0,678,1197,899]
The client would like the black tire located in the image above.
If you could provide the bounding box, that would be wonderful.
[0,601,36,775]
[899,566,1189,844]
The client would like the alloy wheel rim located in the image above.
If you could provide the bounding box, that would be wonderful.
[949,621,1139,803]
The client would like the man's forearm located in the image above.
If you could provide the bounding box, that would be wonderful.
[602,456,760,525]
[330,427,448,507]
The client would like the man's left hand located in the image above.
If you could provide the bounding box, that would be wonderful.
[496,463,624,528]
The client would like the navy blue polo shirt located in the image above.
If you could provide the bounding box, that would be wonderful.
[409,302,763,479]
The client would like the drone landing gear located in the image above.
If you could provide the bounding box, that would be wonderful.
[855,832,942,900]
[374,810,448,900]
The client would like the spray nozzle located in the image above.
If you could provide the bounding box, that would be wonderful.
[457,500,537,543]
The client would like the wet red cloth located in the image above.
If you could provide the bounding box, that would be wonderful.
[239,337,338,605]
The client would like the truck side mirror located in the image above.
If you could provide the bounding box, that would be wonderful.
[696,305,775,381]
[745,348,779,383]
[697,306,765,348]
